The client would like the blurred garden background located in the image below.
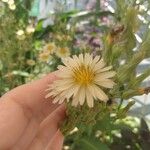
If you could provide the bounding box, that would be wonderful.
[1,0,150,149]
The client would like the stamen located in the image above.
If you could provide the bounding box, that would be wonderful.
[73,65,94,85]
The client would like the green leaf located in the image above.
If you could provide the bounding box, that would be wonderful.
[58,10,78,22]
[94,113,119,134]
[35,20,44,32]
[34,21,53,39]
[118,101,135,117]
[117,31,150,83]
[78,137,110,150]
[128,68,150,88]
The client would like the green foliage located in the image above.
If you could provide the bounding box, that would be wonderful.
[76,136,109,150]
[0,1,34,96]
[65,117,149,150]
[61,102,114,135]
[128,68,150,88]
[117,30,150,84]
[110,118,150,150]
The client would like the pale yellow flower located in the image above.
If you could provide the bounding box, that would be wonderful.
[46,53,116,107]
[26,25,35,34]
[55,34,72,41]
[55,34,63,41]
[16,30,24,36]
[8,0,14,5]
[63,35,72,41]
[9,3,16,10]
[43,43,56,54]
[16,30,25,40]
[26,59,35,66]
[39,51,51,62]
[56,47,70,58]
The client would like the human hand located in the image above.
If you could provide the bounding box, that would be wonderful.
[0,72,66,150]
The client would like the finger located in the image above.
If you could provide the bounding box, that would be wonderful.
[27,105,65,150]
[46,130,64,150]
[2,71,59,121]
[11,118,39,150]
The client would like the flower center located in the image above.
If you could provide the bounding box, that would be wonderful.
[73,65,94,85]
[59,47,68,54]
[47,44,54,51]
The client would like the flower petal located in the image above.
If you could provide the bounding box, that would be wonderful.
[95,71,116,81]
[92,85,108,101]
[93,59,105,71]
[84,53,93,66]
[79,53,84,63]
[96,66,112,73]
[86,88,94,107]
[91,55,100,68]
[58,96,66,104]
[96,79,116,88]
[65,84,80,99]
[87,84,97,99]
[72,96,79,107]
[78,87,86,105]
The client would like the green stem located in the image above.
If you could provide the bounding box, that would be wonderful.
[118,98,124,110]
[81,139,98,150]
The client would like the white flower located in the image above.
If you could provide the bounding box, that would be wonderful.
[16,30,24,36]
[56,47,70,58]
[16,30,25,40]
[46,53,116,107]
[9,4,16,10]
[26,25,35,34]
[43,43,56,54]
[8,0,14,5]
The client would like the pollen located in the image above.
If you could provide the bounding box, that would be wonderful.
[73,65,95,85]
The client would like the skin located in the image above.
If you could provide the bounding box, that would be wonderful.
[0,72,66,150]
